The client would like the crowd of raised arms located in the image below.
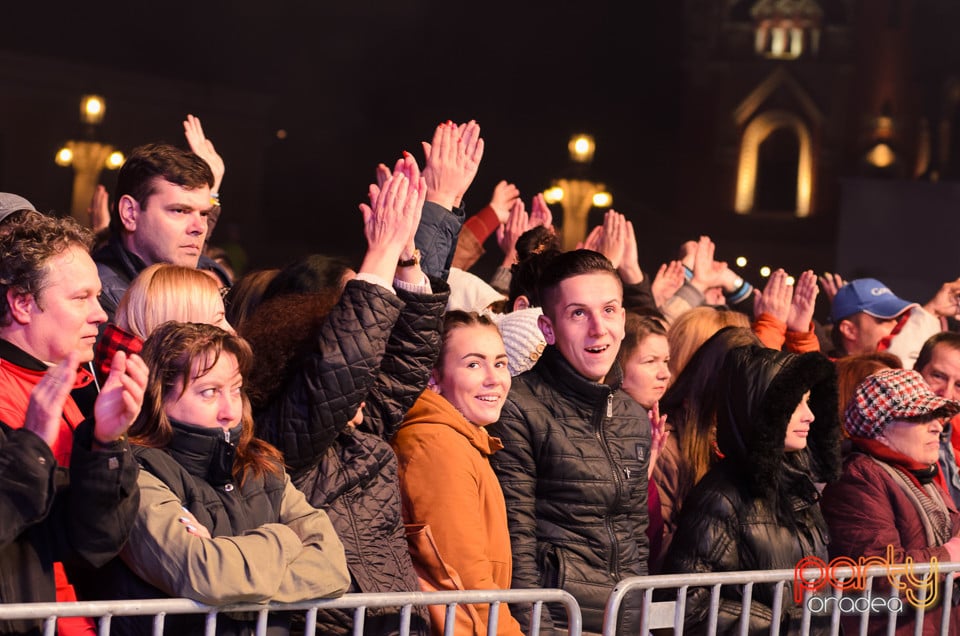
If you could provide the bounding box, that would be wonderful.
[4,114,960,636]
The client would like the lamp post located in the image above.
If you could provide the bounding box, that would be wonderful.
[544,134,612,251]
[55,95,124,227]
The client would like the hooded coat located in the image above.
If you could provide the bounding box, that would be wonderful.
[663,346,841,635]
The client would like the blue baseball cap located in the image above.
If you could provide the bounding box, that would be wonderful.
[829,278,917,323]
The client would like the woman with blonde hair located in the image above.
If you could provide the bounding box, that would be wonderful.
[667,307,750,378]
[94,263,233,382]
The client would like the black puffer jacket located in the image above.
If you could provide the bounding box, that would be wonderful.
[488,345,651,634]
[663,345,841,635]
[0,420,139,636]
[248,277,449,636]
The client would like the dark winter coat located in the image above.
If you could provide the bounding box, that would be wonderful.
[488,345,652,634]
[663,346,841,635]
[249,277,449,636]
[0,419,139,636]
[822,448,960,635]
[93,236,231,322]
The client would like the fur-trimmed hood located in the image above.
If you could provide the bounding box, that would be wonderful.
[716,345,841,500]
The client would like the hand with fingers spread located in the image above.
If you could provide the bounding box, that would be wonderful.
[786,270,819,332]
[89,184,110,235]
[496,198,530,265]
[652,261,686,308]
[817,272,847,303]
[489,181,520,224]
[529,193,553,231]
[23,352,81,449]
[94,350,149,445]
[421,120,484,210]
[754,268,792,323]
[183,114,225,193]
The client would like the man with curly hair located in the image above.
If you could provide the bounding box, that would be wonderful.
[0,211,106,465]
[0,208,145,635]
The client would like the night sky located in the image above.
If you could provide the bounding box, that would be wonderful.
[3,2,685,274]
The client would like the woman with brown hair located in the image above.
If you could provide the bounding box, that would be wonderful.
[91,322,349,635]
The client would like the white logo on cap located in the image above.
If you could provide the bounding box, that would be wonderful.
[870,287,892,296]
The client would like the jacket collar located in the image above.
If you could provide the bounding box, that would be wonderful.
[535,344,621,402]
[403,389,504,456]
[167,419,243,486]
[0,338,96,390]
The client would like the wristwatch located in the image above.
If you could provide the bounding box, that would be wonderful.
[398,248,421,268]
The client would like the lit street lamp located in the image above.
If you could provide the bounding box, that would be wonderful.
[55,95,124,226]
[545,134,612,251]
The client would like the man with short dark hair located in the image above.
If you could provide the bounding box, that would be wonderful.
[489,249,651,635]
[915,331,960,505]
[93,142,229,320]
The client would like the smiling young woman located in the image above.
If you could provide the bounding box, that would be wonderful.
[393,310,522,636]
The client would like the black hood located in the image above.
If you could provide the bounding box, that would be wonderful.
[716,345,841,500]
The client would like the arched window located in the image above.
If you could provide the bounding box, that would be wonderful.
[735,111,813,216]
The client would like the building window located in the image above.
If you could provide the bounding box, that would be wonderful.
[751,0,823,59]
[735,111,813,217]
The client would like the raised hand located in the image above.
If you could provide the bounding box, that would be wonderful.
[652,261,686,308]
[817,272,847,303]
[786,270,819,332]
[489,180,520,224]
[618,219,644,284]
[529,193,554,231]
[23,352,80,449]
[88,184,110,234]
[421,120,484,210]
[183,114,225,193]
[689,236,729,293]
[598,210,626,269]
[579,225,604,252]
[924,277,960,319]
[496,198,530,264]
[755,268,792,323]
[358,166,426,281]
[647,401,670,479]
[93,350,148,446]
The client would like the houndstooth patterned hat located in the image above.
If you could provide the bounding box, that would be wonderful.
[844,368,960,439]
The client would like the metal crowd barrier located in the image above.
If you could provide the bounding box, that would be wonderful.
[603,561,960,636]
[0,588,581,636]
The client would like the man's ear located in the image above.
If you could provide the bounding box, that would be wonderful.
[538,313,556,345]
[513,295,530,312]
[837,318,858,343]
[7,289,35,325]
[117,194,140,232]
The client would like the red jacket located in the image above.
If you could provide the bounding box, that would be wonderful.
[0,340,94,467]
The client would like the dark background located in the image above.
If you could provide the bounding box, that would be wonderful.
[1,1,686,278]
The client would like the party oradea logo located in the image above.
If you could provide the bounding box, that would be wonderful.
[793,545,939,614]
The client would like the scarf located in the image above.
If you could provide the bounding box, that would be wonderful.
[852,437,943,490]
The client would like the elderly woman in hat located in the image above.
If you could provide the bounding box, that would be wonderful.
[821,368,960,635]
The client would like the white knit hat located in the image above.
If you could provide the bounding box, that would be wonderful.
[446,267,506,313]
[490,307,547,377]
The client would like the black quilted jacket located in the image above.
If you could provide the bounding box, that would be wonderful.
[488,345,652,634]
[250,277,448,635]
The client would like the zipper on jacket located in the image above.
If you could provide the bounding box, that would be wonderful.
[596,389,622,579]
[224,429,230,443]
